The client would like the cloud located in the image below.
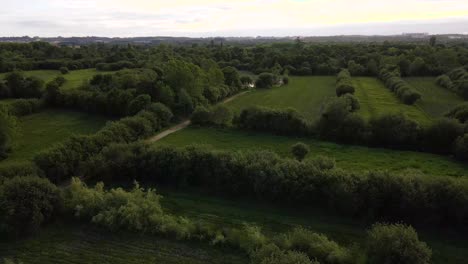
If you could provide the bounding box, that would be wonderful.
[0,0,467,37]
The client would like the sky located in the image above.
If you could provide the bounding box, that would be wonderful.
[1,0,468,37]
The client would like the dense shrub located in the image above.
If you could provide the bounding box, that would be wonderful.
[291,142,310,161]
[379,69,421,105]
[235,106,310,136]
[255,73,276,89]
[252,244,316,264]
[423,118,464,154]
[366,223,432,264]
[59,67,69,74]
[445,103,468,123]
[0,176,60,237]
[275,227,353,264]
[5,99,44,116]
[436,74,453,90]
[0,110,15,159]
[446,68,468,99]
[369,113,421,149]
[335,69,355,97]
[3,72,44,98]
[454,134,468,162]
[34,108,171,183]
[84,143,468,230]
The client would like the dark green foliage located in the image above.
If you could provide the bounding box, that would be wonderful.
[282,76,289,85]
[369,113,421,148]
[255,73,276,89]
[4,72,44,98]
[191,106,211,125]
[240,75,253,86]
[336,69,355,97]
[0,176,60,237]
[443,67,468,99]
[127,94,151,115]
[379,69,421,105]
[85,143,468,230]
[235,106,310,136]
[367,223,432,264]
[192,105,232,127]
[59,67,69,74]
[454,134,468,162]
[291,142,310,161]
[436,74,453,90]
[423,118,464,154]
[252,244,316,264]
[223,66,242,89]
[146,102,173,126]
[275,227,353,264]
[34,109,170,183]
[5,99,44,116]
[341,94,360,112]
[445,103,468,123]
[0,110,14,159]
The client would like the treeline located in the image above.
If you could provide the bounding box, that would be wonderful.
[379,68,421,105]
[0,175,433,264]
[335,69,355,96]
[63,142,468,233]
[436,67,468,99]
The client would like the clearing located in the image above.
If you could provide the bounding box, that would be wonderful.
[405,77,464,118]
[353,77,431,125]
[225,76,336,121]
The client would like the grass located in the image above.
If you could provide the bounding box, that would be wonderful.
[405,77,464,118]
[0,109,108,167]
[0,222,246,264]
[159,189,468,264]
[0,68,112,90]
[225,76,336,121]
[154,126,468,178]
[353,77,432,125]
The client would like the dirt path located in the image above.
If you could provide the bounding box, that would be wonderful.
[147,91,249,143]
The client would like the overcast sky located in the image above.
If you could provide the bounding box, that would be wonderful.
[1,0,468,37]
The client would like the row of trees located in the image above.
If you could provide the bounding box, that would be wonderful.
[335,69,355,96]
[436,67,468,99]
[70,142,468,233]
[379,68,421,105]
[0,175,432,264]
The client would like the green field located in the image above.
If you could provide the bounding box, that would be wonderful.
[0,109,108,167]
[225,76,336,121]
[155,126,468,178]
[0,68,111,90]
[353,77,432,125]
[0,222,246,264]
[161,190,468,264]
[405,77,464,118]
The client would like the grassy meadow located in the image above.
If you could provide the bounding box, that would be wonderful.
[405,77,464,118]
[0,222,246,264]
[225,76,336,121]
[0,109,108,167]
[0,68,111,91]
[353,77,432,125]
[155,126,468,178]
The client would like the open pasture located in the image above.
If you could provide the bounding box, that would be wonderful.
[225,76,336,121]
[405,77,464,118]
[353,77,431,125]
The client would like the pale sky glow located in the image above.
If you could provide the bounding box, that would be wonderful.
[1,0,468,37]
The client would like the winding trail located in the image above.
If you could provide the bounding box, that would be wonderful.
[146,91,249,143]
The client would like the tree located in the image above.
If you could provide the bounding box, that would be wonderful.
[366,223,432,264]
[0,110,14,159]
[429,36,437,47]
[255,73,276,89]
[127,94,151,115]
[222,66,242,89]
[191,106,211,125]
[423,118,463,154]
[291,142,310,161]
[0,176,61,236]
[60,67,69,74]
[211,105,232,126]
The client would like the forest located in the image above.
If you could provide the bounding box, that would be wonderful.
[1,38,468,264]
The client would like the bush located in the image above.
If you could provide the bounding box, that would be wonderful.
[252,244,316,264]
[291,142,310,161]
[370,113,421,148]
[0,176,60,236]
[445,103,468,123]
[191,106,212,125]
[255,73,276,89]
[146,102,173,126]
[379,69,421,105]
[276,227,353,264]
[6,99,44,116]
[366,223,432,264]
[59,67,69,74]
[336,69,355,97]
[0,110,15,159]
[423,118,464,153]
[282,76,289,85]
[235,106,310,136]
[4,72,44,98]
[127,94,151,115]
[454,134,468,161]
